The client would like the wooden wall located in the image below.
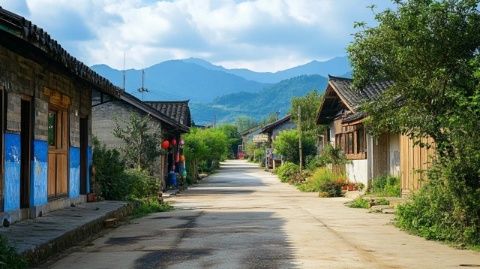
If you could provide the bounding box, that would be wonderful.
[400,135,435,195]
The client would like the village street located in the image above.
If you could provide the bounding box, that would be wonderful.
[44,160,480,269]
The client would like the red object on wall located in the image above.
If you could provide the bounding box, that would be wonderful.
[161,140,170,149]
[172,139,177,146]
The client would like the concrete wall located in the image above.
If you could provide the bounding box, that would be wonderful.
[346,159,369,186]
[271,121,296,141]
[388,133,400,177]
[92,99,167,188]
[0,43,92,220]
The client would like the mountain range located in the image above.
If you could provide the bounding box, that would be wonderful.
[91,56,351,124]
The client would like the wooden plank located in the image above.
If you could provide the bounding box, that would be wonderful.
[48,153,56,196]
[56,153,68,195]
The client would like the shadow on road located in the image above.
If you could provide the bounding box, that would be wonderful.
[131,211,298,269]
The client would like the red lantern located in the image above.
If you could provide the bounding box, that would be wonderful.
[161,140,170,149]
[172,139,177,146]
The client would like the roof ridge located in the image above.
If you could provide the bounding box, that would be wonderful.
[328,74,353,81]
[145,100,190,103]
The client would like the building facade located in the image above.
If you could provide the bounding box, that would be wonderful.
[0,8,121,223]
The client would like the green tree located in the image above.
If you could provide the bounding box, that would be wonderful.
[113,113,163,171]
[235,115,258,133]
[290,90,324,136]
[218,124,242,158]
[273,129,316,165]
[348,0,480,245]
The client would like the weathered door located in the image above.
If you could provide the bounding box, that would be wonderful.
[79,117,88,195]
[47,108,68,198]
[20,98,32,208]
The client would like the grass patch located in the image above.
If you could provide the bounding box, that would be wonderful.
[369,175,401,197]
[131,197,174,218]
[348,197,370,208]
[0,235,28,269]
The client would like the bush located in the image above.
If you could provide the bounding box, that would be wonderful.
[369,175,401,197]
[396,160,480,247]
[273,130,317,165]
[348,197,370,208]
[131,197,174,218]
[93,138,128,200]
[124,168,160,200]
[275,162,300,183]
[0,235,27,269]
[297,167,344,197]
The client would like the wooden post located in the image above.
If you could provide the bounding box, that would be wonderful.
[298,106,303,173]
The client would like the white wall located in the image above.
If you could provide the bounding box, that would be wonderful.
[346,159,369,186]
[389,133,401,177]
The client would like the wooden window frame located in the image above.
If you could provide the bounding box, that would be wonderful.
[334,123,367,160]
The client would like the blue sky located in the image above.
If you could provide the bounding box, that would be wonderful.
[1,0,395,71]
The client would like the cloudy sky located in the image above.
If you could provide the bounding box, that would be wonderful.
[2,0,394,72]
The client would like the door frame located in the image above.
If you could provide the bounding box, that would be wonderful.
[0,86,4,212]
[20,96,32,209]
[47,105,69,199]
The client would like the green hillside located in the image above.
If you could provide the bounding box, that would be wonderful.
[191,75,328,124]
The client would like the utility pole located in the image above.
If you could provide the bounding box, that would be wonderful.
[138,69,149,100]
[122,52,126,91]
[298,106,303,173]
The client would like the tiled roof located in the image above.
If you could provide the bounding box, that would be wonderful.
[316,76,392,124]
[0,7,121,97]
[146,101,192,127]
[328,75,393,111]
[120,93,189,133]
[261,115,292,133]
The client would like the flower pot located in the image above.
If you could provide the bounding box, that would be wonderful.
[87,193,97,202]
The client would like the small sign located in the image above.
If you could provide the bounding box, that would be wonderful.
[253,134,269,143]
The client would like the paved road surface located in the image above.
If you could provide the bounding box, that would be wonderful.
[46,160,480,269]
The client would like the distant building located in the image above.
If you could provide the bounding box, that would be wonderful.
[261,115,296,168]
[92,94,190,190]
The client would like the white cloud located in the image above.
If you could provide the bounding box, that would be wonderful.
[3,0,395,71]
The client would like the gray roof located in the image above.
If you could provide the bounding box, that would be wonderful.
[0,7,121,97]
[146,101,192,127]
[328,75,393,111]
[261,115,292,134]
[316,76,392,124]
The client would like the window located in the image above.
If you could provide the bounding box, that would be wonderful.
[333,123,367,159]
[48,110,57,146]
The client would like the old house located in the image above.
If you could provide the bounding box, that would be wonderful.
[316,75,435,194]
[92,96,191,190]
[260,115,296,168]
[0,7,122,223]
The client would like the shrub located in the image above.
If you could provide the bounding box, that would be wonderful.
[348,197,370,208]
[93,138,129,200]
[297,167,344,197]
[131,197,173,218]
[276,162,300,183]
[396,160,480,247]
[124,168,160,200]
[273,130,317,165]
[0,235,27,269]
[369,175,401,197]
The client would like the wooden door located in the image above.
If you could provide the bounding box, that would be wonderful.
[47,108,68,198]
[20,98,32,208]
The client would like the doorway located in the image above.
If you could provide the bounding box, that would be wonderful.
[20,98,32,209]
[80,117,88,195]
[47,108,68,198]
